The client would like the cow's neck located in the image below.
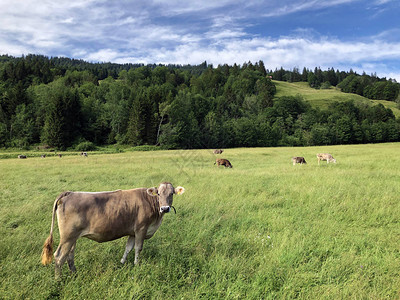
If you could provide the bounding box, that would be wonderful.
[150,196,163,219]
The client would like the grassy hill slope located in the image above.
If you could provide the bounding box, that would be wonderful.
[273,80,400,118]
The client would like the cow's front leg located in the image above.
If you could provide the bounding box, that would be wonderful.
[134,233,145,265]
[121,235,135,264]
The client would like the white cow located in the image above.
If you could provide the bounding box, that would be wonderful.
[317,153,336,165]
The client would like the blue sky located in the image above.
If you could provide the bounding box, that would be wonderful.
[1,0,400,81]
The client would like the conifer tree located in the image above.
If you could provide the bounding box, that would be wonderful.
[126,90,146,146]
[41,83,81,149]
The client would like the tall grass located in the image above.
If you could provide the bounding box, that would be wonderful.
[1,144,399,299]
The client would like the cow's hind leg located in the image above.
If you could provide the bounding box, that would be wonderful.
[54,240,76,279]
[121,235,135,264]
[67,242,77,273]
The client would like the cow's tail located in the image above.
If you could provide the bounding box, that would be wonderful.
[41,193,65,265]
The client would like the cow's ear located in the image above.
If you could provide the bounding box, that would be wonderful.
[147,187,158,196]
[174,186,185,195]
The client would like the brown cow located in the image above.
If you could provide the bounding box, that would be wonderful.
[214,158,233,168]
[213,149,224,154]
[317,153,336,165]
[292,156,307,165]
[41,182,185,278]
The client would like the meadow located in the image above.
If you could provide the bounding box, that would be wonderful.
[1,144,400,299]
[273,80,400,118]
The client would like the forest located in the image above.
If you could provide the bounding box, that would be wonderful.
[0,54,399,150]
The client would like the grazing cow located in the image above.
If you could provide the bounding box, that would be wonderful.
[213,149,224,154]
[214,158,233,168]
[317,153,336,165]
[80,152,88,157]
[41,155,46,158]
[18,155,27,159]
[41,182,185,278]
[292,156,307,165]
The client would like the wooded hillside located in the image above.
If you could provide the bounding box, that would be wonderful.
[0,54,399,149]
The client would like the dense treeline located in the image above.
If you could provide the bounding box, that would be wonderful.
[0,54,209,83]
[0,54,399,150]
[271,66,400,101]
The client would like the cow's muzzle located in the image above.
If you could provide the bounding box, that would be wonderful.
[160,206,171,213]
[160,206,177,214]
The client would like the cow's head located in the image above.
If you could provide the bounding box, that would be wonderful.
[147,182,185,213]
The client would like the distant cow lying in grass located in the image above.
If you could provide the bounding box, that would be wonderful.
[213,149,224,154]
[292,157,306,165]
[18,155,27,159]
[317,153,336,165]
[214,158,233,168]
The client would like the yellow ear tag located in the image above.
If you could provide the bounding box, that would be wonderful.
[152,191,157,196]
[177,189,182,195]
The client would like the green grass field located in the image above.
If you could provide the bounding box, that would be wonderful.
[273,80,400,118]
[1,144,400,299]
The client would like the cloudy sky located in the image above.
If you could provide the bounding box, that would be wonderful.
[1,0,400,80]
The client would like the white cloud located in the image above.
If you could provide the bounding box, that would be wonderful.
[148,0,361,19]
[369,29,400,42]
[261,0,360,17]
[206,29,247,40]
[84,49,120,62]
[149,0,243,16]
[60,18,75,24]
[374,0,395,4]
[109,35,400,81]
